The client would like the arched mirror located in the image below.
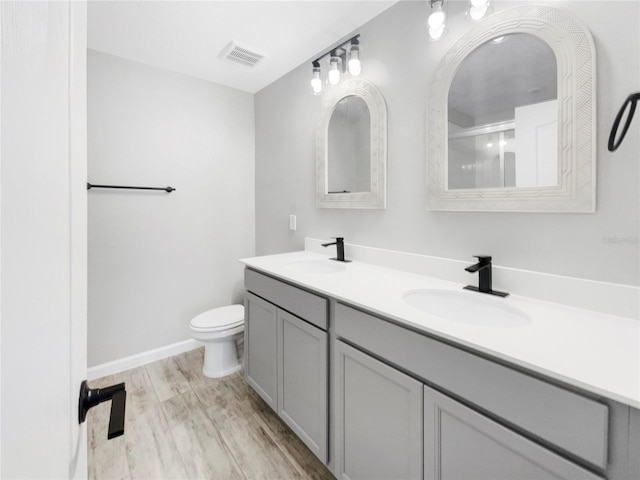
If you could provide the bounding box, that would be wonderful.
[428,6,596,212]
[317,78,387,209]
[448,33,558,190]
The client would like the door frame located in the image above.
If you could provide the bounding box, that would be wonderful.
[0,1,88,477]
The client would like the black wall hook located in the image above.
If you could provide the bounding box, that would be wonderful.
[608,92,640,152]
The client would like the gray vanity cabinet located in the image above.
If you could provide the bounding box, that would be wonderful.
[278,309,328,463]
[244,269,329,464]
[334,340,423,480]
[423,386,603,480]
[245,292,278,409]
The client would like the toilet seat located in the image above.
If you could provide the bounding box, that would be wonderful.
[190,304,244,332]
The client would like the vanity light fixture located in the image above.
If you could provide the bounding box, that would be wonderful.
[309,34,361,94]
[466,0,492,22]
[428,0,447,40]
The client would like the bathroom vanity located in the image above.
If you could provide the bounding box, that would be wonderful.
[240,251,640,480]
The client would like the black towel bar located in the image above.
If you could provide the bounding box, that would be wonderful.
[87,183,175,193]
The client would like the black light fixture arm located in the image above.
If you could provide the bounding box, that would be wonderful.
[311,34,360,66]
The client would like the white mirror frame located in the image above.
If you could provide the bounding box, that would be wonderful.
[317,78,387,209]
[428,5,596,212]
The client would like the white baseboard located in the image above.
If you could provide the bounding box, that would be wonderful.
[87,338,201,380]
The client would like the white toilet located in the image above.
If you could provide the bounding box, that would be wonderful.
[189,304,245,378]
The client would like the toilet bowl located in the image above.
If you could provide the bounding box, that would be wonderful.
[189,304,244,378]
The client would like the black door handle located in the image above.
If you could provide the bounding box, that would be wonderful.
[78,380,127,439]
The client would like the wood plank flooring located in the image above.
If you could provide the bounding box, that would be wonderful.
[88,348,335,480]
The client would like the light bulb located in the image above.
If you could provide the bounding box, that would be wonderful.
[428,2,446,29]
[348,48,361,76]
[311,78,322,94]
[467,0,491,21]
[328,56,341,85]
[469,6,487,20]
[429,26,445,40]
[348,58,361,76]
[311,68,322,95]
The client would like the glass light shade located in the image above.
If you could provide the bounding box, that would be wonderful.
[311,68,322,95]
[469,6,487,20]
[428,3,446,28]
[429,25,445,40]
[467,0,491,21]
[348,48,361,76]
[328,57,341,85]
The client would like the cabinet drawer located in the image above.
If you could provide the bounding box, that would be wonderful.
[245,268,328,330]
[335,302,609,469]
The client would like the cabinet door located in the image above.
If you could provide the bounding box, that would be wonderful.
[245,292,278,409]
[335,340,423,480]
[424,385,604,480]
[278,310,328,463]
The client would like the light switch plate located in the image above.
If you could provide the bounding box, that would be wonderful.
[289,215,296,231]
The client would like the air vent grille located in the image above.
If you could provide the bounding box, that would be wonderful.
[221,41,266,68]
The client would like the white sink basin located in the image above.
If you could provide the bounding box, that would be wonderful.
[402,289,530,328]
[284,259,346,274]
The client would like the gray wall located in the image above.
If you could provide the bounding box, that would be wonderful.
[88,51,255,366]
[255,0,639,286]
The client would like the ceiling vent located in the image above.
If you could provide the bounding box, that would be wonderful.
[220,41,267,68]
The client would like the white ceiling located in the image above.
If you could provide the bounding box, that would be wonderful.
[88,0,398,94]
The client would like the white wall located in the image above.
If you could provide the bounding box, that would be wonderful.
[88,51,254,367]
[254,0,639,286]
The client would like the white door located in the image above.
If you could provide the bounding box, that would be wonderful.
[1,1,88,478]
[515,99,558,187]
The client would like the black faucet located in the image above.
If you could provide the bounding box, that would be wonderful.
[463,255,508,297]
[321,237,351,262]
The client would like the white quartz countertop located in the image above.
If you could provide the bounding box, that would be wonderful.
[240,251,640,409]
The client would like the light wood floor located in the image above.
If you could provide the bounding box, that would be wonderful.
[88,348,335,480]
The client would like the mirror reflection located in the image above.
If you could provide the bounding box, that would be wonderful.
[328,96,371,194]
[447,33,557,190]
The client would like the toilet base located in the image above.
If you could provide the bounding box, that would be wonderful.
[203,362,242,379]
[201,336,242,378]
